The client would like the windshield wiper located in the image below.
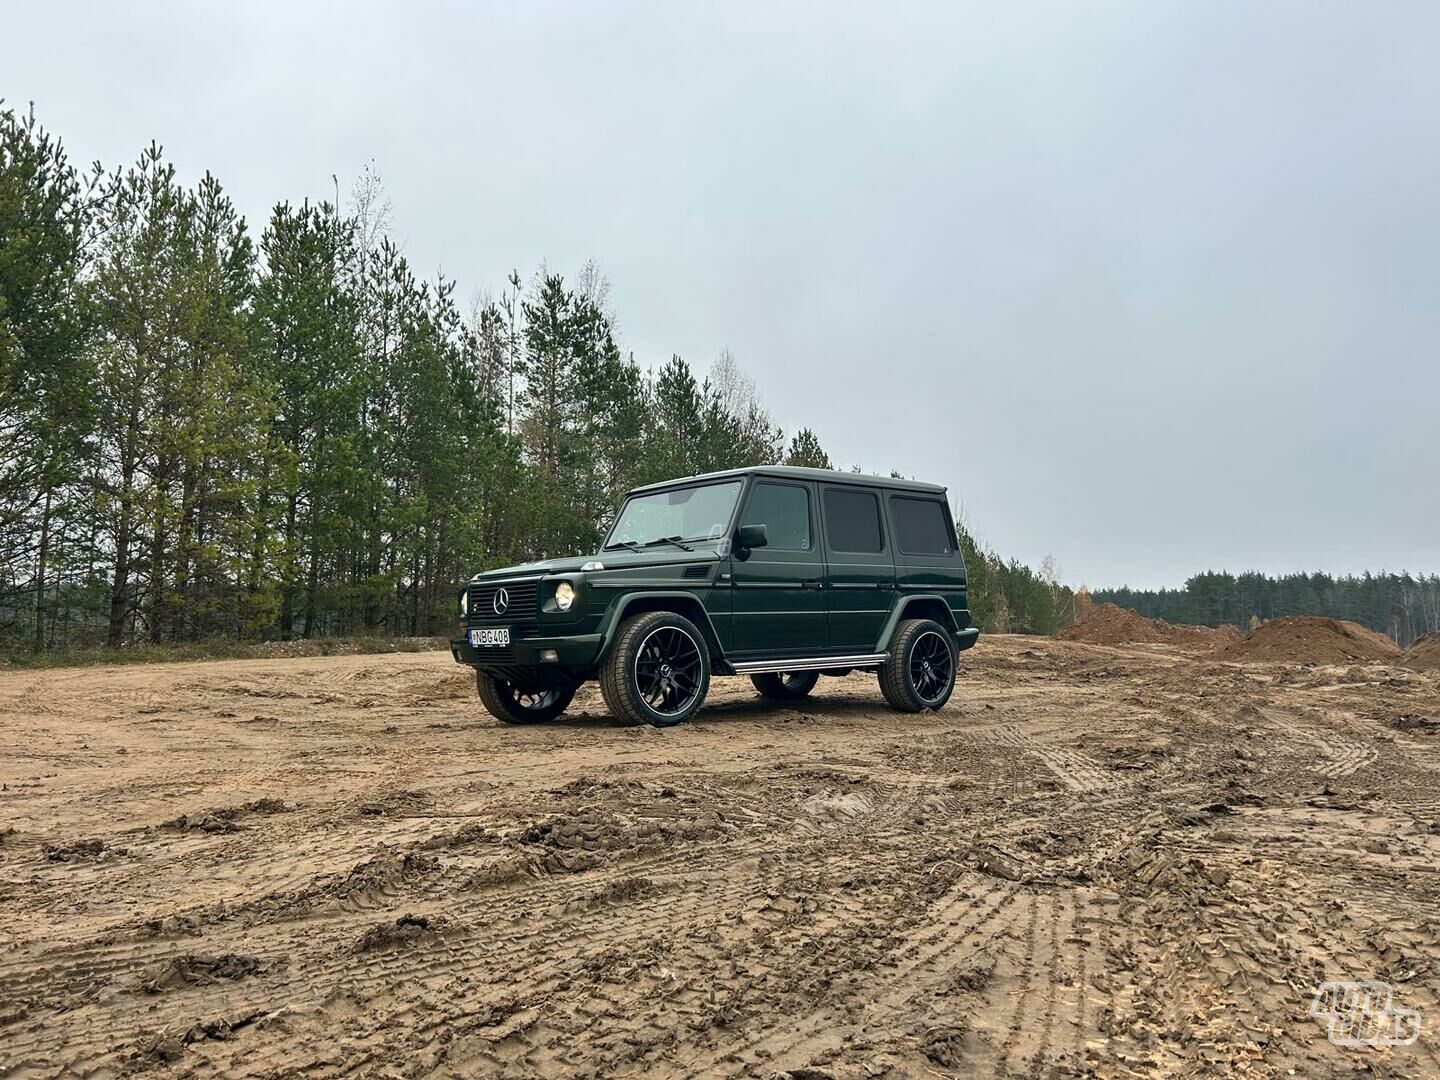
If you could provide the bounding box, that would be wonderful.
[643,535,693,552]
[603,539,642,552]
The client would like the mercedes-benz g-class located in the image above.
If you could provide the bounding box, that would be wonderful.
[451,466,979,726]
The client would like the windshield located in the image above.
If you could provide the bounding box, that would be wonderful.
[606,481,742,549]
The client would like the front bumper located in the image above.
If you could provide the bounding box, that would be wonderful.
[450,631,603,672]
[955,627,980,652]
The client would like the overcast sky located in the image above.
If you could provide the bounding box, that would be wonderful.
[7,2,1436,589]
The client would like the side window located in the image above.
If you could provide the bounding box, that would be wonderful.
[889,497,954,556]
[823,488,884,553]
[740,482,811,551]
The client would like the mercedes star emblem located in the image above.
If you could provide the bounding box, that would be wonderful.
[492,587,510,615]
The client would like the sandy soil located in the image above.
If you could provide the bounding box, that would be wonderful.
[2,636,1439,1078]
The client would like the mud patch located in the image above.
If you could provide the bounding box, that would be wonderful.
[136,1009,265,1066]
[517,810,653,873]
[334,850,440,899]
[799,789,874,825]
[45,837,123,862]
[1386,714,1440,734]
[356,913,450,952]
[356,789,429,817]
[418,822,499,850]
[1109,833,1230,895]
[581,875,661,909]
[947,953,997,992]
[141,914,201,938]
[163,798,290,833]
[142,952,262,991]
[919,1020,971,1068]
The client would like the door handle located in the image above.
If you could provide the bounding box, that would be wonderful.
[803,579,823,590]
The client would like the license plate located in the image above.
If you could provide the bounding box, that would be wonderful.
[469,627,511,647]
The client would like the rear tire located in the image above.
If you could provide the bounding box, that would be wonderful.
[476,672,575,725]
[750,671,819,700]
[600,610,711,726]
[879,619,958,713]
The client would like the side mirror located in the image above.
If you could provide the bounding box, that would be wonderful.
[736,523,768,550]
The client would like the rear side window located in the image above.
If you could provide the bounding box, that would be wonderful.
[823,488,884,553]
[890,497,954,556]
[740,482,812,551]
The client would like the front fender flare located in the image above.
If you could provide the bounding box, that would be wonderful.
[595,591,726,664]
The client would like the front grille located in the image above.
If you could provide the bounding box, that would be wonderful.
[467,578,540,635]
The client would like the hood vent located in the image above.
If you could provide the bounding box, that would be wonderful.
[683,564,711,580]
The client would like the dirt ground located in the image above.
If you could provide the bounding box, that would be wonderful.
[2,637,1439,1078]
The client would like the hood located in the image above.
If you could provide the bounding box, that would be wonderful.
[472,544,722,581]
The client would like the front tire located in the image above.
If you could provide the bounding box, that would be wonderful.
[600,610,711,726]
[879,619,958,713]
[477,672,575,725]
[750,671,819,700]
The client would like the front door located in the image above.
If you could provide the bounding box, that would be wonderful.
[820,484,896,650]
[729,479,828,655]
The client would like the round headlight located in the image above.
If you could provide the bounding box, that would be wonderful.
[554,581,576,612]
[459,589,469,617]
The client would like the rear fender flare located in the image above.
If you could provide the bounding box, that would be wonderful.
[875,594,962,652]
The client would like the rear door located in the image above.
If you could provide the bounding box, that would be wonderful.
[729,479,828,655]
[820,484,896,650]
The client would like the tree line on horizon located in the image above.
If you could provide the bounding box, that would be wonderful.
[1095,570,1440,648]
[1,102,1071,656]
[9,105,1428,657]
[0,103,837,653]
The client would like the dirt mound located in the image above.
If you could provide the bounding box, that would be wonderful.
[1404,632,1440,670]
[1059,603,1240,648]
[1215,616,1402,665]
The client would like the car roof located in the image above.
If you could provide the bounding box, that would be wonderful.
[626,465,947,497]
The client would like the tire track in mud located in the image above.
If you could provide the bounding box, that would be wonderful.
[4,791,924,1076]
[1025,889,1068,1075]
[6,642,1440,1078]
[667,875,1027,1076]
[265,839,922,1078]
[1260,707,1380,778]
[993,891,1043,1073]
[2,835,754,1059]
[1031,747,1112,793]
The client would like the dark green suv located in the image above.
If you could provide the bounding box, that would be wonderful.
[451,466,979,726]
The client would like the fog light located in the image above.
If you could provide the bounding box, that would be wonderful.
[554,581,575,611]
[539,649,559,663]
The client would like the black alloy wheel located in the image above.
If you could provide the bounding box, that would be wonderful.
[879,618,958,713]
[909,631,953,704]
[634,625,704,717]
[477,672,575,724]
[601,610,712,726]
[750,671,820,701]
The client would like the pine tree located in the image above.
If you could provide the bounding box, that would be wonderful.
[0,104,97,650]
[785,428,831,469]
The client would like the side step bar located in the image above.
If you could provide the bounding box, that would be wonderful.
[730,652,888,675]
